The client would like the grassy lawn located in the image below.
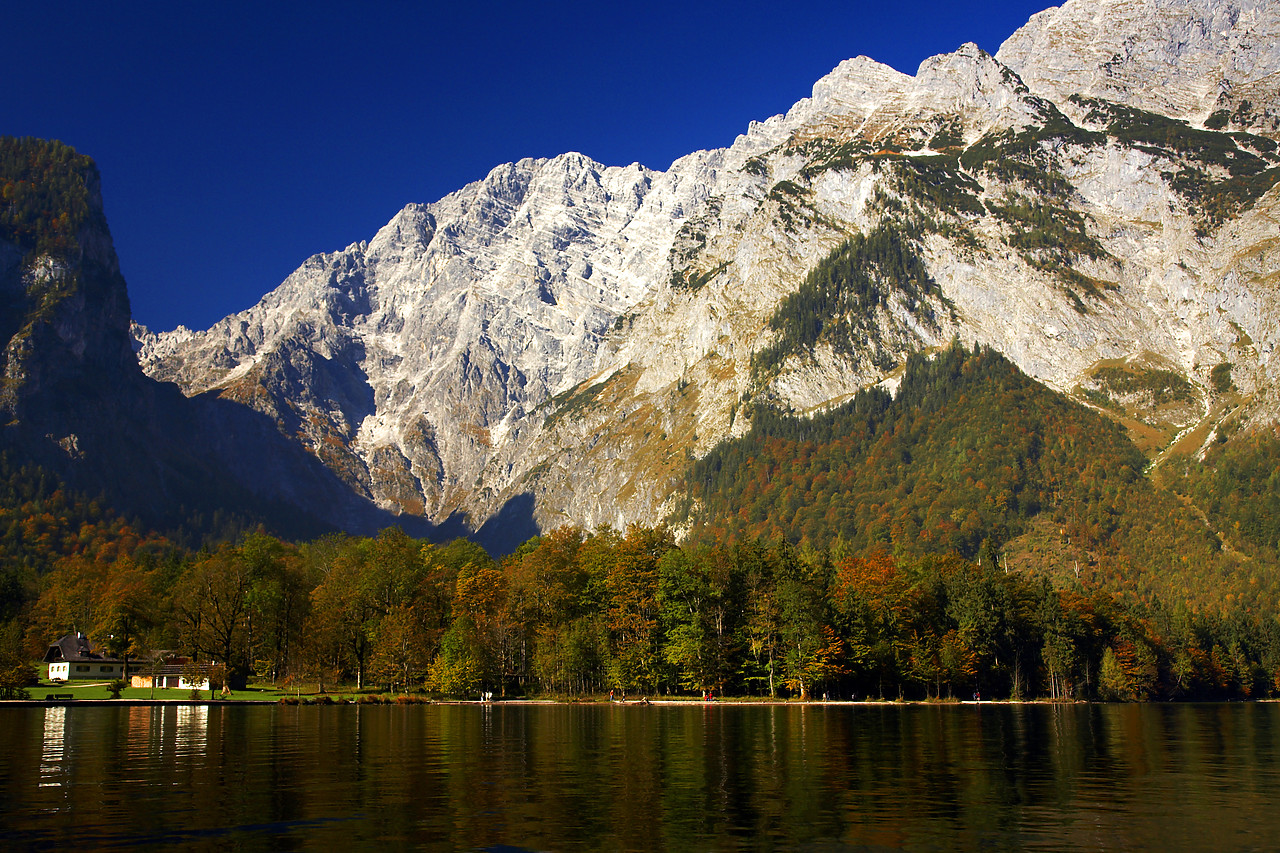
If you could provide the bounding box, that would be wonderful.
[23,679,981,704]
[30,676,435,702]
[34,679,291,701]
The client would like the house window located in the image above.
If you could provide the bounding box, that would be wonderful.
[76,665,89,672]
[100,666,114,673]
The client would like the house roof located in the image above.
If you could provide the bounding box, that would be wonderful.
[150,662,214,677]
[42,632,124,664]
[45,637,223,671]
[140,656,218,677]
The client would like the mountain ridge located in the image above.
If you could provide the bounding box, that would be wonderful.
[130,0,1280,544]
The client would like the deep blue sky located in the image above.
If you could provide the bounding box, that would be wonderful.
[6,1,1056,332]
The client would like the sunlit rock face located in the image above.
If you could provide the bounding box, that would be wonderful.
[996,0,1280,136]
[138,0,1280,538]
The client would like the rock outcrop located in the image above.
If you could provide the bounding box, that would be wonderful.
[1,140,410,539]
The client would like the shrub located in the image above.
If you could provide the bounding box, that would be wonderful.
[1211,363,1235,394]
[0,664,36,699]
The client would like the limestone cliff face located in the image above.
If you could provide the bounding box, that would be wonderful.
[136,0,1280,540]
[0,139,394,538]
[137,152,716,527]
[1,159,138,425]
[0,143,162,497]
[996,0,1280,136]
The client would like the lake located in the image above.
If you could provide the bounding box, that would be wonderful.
[1,701,1278,850]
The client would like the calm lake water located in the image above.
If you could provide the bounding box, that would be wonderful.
[1,701,1278,850]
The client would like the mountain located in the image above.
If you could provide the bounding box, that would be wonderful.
[134,153,698,540]
[0,138,431,542]
[133,0,1280,555]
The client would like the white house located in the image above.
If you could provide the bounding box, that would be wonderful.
[43,632,127,681]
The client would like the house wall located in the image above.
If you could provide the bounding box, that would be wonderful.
[56,662,124,680]
[130,674,209,690]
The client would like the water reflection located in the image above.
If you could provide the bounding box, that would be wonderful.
[1,703,1279,850]
[174,703,208,756]
[37,706,66,791]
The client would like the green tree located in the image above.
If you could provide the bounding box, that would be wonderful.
[93,558,155,683]
[367,605,431,691]
[605,525,674,693]
[308,536,379,689]
[658,544,746,694]
[451,562,510,693]
[773,543,841,699]
[172,545,251,677]
[428,614,485,697]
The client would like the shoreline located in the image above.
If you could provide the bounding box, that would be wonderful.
[4,696,1275,708]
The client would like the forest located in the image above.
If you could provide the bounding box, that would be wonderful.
[0,136,97,260]
[2,491,1279,704]
[686,342,1280,615]
[3,343,1280,703]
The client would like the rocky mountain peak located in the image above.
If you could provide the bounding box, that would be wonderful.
[808,56,912,121]
[882,41,1049,142]
[776,40,1054,153]
[996,0,1280,134]
[2,137,382,539]
[366,204,434,264]
[0,142,138,414]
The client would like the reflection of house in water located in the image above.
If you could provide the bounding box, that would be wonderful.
[39,706,67,790]
[36,703,211,788]
[174,704,208,754]
[43,633,127,681]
